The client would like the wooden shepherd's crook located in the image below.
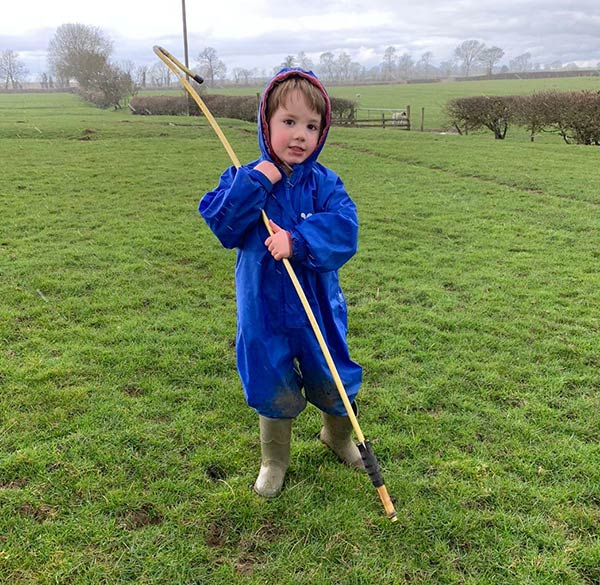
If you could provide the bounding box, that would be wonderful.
[153,46,397,522]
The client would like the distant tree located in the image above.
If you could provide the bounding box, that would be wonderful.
[319,52,336,81]
[416,51,434,78]
[439,60,455,78]
[397,53,414,80]
[48,23,113,88]
[337,52,352,81]
[133,65,148,88]
[281,55,296,69]
[296,51,313,70]
[196,47,227,86]
[479,46,504,76]
[118,59,140,93]
[0,50,28,88]
[119,60,136,78]
[348,61,363,81]
[232,67,253,84]
[381,46,397,80]
[548,60,562,71]
[366,65,380,80]
[509,52,532,72]
[149,62,172,87]
[454,39,485,76]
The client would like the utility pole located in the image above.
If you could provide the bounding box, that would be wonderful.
[181,0,190,72]
[181,0,190,114]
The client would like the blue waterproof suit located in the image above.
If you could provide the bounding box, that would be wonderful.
[199,68,362,418]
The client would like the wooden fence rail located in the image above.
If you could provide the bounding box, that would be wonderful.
[332,106,413,129]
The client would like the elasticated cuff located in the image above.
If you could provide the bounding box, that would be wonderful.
[249,168,275,193]
[290,229,308,262]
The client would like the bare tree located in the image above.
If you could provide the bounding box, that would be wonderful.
[281,55,296,69]
[337,52,352,81]
[119,60,136,78]
[196,47,226,86]
[397,53,414,80]
[416,51,434,78]
[232,67,253,85]
[133,65,148,88]
[48,23,113,88]
[296,51,313,71]
[479,46,504,76]
[509,52,532,72]
[319,52,336,81]
[149,62,172,87]
[454,39,485,77]
[381,46,396,80]
[348,62,363,81]
[0,50,28,89]
[439,60,456,78]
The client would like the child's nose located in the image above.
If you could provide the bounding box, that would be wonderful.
[293,127,306,140]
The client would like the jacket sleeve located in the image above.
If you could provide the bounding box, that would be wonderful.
[199,165,273,249]
[289,172,358,272]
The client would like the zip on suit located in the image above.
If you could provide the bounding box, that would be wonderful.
[199,68,362,418]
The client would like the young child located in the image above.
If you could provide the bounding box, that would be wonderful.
[199,68,363,497]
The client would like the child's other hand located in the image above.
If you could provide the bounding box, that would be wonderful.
[255,161,282,184]
[265,220,292,260]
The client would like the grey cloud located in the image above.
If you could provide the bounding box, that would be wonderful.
[6,2,600,78]
[0,27,53,52]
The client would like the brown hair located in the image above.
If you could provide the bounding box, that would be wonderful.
[266,76,328,133]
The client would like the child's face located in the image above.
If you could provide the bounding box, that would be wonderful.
[268,89,321,168]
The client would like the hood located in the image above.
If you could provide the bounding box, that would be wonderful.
[257,68,332,172]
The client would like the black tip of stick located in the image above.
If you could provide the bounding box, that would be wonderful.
[193,74,204,85]
[358,440,384,488]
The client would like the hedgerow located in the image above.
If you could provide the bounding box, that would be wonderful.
[446,90,600,144]
[130,94,357,126]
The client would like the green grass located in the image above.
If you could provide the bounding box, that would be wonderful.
[1,92,599,583]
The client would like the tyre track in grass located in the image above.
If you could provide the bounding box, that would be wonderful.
[328,141,600,208]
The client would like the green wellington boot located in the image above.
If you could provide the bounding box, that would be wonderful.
[253,416,293,498]
[319,411,364,469]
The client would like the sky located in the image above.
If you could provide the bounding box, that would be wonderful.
[2,0,600,80]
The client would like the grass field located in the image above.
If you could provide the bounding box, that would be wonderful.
[1,90,599,584]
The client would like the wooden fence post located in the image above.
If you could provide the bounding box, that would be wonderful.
[406,105,411,130]
[421,107,425,131]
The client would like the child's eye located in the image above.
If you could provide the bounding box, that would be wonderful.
[284,119,294,126]
[308,124,318,131]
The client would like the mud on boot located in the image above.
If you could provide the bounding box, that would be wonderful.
[319,411,364,470]
[253,415,293,498]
